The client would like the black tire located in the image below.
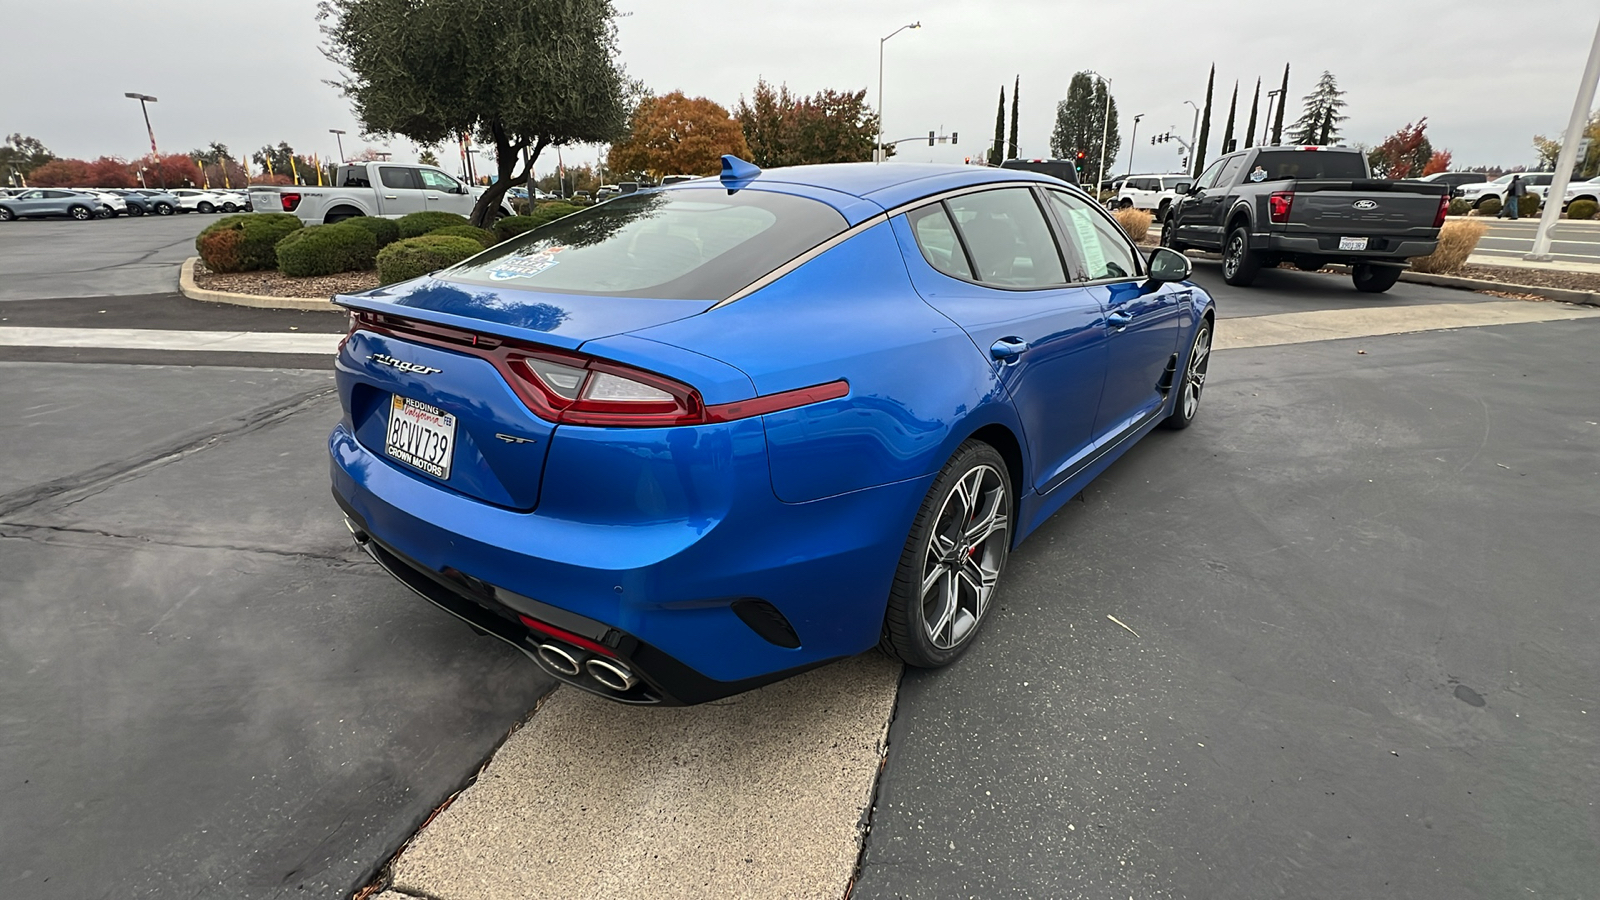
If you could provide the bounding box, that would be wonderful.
[126,204,145,217]
[68,205,93,221]
[1119,198,1134,209]
[154,202,174,216]
[1159,215,1187,252]
[1221,225,1261,286]
[1352,264,1402,294]
[97,206,116,219]
[197,201,215,214]
[880,440,1013,668]
[0,206,14,222]
[1156,199,1171,219]
[1164,318,1211,430]
[221,202,237,212]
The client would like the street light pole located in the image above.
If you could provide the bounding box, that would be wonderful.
[124,92,164,188]
[1183,100,1200,154]
[1126,114,1143,178]
[877,21,921,164]
[330,129,347,163]
[1528,16,1600,261]
[1264,90,1282,145]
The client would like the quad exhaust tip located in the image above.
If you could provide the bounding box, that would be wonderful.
[535,643,583,677]
[585,657,639,692]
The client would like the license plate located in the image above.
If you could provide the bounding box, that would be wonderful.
[1339,236,1369,251]
[385,395,456,479]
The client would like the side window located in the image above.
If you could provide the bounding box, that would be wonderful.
[1216,156,1247,189]
[44,190,68,198]
[1194,159,1227,190]
[419,169,458,191]
[906,203,973,280]
[944,188,1067,288]
[379,167,420,190]
[1045,189,1142,282]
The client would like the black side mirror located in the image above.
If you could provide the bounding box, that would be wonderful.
[1146,247,1192,284]
[1174,182,1192,194]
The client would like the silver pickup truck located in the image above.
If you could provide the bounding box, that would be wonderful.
[249,162,515,225]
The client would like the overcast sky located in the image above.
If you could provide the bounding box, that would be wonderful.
[5,0,1597,180]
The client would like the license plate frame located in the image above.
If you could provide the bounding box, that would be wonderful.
[1339,236,1370,251]
[384,394,456,480]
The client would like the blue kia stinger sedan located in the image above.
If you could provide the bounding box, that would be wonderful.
[330,156,1214,705]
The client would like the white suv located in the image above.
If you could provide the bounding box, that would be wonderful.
[1458,172,1554,209]
[1114,174,1193,217]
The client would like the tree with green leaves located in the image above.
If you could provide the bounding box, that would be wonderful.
[1290,70,1348,146]
[734,79,881,167]
[417,148,440,166]
[320,0,634,226]
[1221,81,1238,154]
[1244,78,1261,148]
[0,134,54,183]
[1272,64,1290,145]
[989,86,1006,166]
[1193,65,1214,177]
[190,142,233,165]
[1007,75,1020,159]
[1049,72,1119,186]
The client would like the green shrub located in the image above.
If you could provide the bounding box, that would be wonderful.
[430,224,499,248]
[195,213,302,272]
[1516,193,1540,217]
[493,203,585,241]
[1568,198,1598,220]
[1476,197,1502,216]
[1447,197,1470,217]
[340,215,399,248]
[376,235,485,285]
[275,223,378,277]
[395,210,471,239]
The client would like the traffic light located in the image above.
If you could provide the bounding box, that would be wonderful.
[929,130,936,146]
[951,132,957,145]
[1073,151,1086,174]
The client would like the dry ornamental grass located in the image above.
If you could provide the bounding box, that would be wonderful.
[1409,219,1488,275]
[1112,207,1153,243]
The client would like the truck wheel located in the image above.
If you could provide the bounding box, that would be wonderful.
[1160,216,1187,252]
[1352,264,1401,294]
[1119,198,1133,209]
[1221,226,1261,286]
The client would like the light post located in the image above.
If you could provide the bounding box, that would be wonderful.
[124,92,164,188]
[1126,114,1144,178]
[1183,100,1200,154]
[330,129,347,163]
[1528,16,1600,261]
[1264,90,1282,145]
[877,21,921,163]
[1084,70,1113,197]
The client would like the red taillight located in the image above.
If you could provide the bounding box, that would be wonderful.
[350,311,848,427]
[1433,194,1449,228]
[1268,191,1294,224]
[280,192,301,212]
[518,615,616,657]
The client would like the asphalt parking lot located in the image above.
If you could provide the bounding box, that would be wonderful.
[0,213,214,302]
[2,222,1597,898]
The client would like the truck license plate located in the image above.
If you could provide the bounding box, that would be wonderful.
[385,394,456,479]
[1339,236,1369,251]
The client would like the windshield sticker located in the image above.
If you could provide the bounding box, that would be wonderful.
[1249,166,1268,183]
[487,245,567,281]
[1066,209,1108,277]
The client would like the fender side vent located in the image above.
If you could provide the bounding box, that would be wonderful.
[1157,353,1179,392]
[731,598,801,649]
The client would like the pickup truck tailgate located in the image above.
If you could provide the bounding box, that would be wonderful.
[248,189,284,212]
[1285,180,1445,236]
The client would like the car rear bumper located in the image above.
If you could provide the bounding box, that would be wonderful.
[1256,233,1438,260]
[329,422,929,703]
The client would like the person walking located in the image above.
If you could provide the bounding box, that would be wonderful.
[1500,174,1526,220]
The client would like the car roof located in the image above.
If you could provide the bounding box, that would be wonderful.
[688,162,1072,225]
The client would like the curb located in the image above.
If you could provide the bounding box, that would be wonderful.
[1179,252,1600,308]
[178,258,342,312]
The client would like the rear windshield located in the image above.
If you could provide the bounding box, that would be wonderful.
[1250,150,1369,182]
[1000,160,1081,185]
[443,188,848,300]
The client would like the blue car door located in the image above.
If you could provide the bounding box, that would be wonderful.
[1041,188,1186,442]
[894,186,1109,494]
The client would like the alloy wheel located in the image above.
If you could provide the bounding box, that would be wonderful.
[920,464,1009,650]
[1182,326,1211,419]
[1223,234,1243,279]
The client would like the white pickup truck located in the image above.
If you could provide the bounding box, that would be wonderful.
[249,162,515,225]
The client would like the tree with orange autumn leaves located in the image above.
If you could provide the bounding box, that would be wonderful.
[606,91,748,178]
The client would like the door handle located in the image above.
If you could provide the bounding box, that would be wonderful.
[990,337,1029,362]
[425,193,439,199]
[384,194,398,199]
[1107,311,1134,328]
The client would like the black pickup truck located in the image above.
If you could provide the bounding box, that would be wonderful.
[1159,146,1450,293]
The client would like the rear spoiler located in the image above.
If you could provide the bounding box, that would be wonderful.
[1282,179,1450,196]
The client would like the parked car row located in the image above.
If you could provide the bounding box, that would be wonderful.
[0,186,251,221]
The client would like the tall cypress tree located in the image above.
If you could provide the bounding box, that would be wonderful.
[989,87,1006,165]
[1271,63,1290,145]
[1221,81,1238,154]
[1007,75,1020,159]
[1193,65,1214,177]
[1244,78,1261,148]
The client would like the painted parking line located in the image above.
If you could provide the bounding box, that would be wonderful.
[0,326,341,355]
[1216,300,1599,351]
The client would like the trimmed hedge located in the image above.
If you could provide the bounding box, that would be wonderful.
[430,224,499,248]
[493,202,585,241]
[1476,197,1502,216]
[341,215,400,248]
[1568,198,1598,220]
[376,235,484,285]
[275,223,378,277]
[196,213,302,272]
[1447,197,1470,217]
[395,211,471,239]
